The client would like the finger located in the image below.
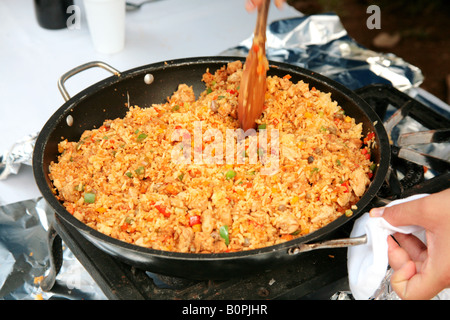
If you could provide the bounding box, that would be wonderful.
[390,260,417,299]
[392,233,428,263]
[377,189,450,229]
[387,236,410,270]
[245,0,262,11]
[274,0,285,8]
[382,196,430,228]
[391,261,441,300]
[387,237,429,299]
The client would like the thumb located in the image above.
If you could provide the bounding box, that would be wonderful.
[370,194,432,229]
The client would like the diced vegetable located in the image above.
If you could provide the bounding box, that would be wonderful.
[341,181,349,193]
[189,215,201,227]
[155,204,170,217]
[364,132,375,144]
[84,192,96,203]
[74,183,85,191]
[137,133,148,142]
[135,166,145,175]
[219,225,230,246]
[225,169,236,180]
[96,207,106,213]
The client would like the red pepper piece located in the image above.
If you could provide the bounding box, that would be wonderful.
[189,215,201,227]
[155,204,170,217]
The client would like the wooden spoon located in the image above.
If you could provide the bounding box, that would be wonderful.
[238,0,270,131]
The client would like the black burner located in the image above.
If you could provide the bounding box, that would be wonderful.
[41,84,450,300]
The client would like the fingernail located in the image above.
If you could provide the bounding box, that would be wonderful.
[369,207,385,217]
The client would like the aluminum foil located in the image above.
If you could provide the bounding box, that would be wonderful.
[0,13,445,300]
[0,197,106,300]
[221,13,424,92]
[0,132,38,181]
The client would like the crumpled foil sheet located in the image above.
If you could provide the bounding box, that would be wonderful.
[0,13,444,300]
[0,132,38,181]
[220,13,424,92]
[0,197,106,300]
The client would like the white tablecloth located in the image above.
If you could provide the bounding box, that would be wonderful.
[0,0,300,205]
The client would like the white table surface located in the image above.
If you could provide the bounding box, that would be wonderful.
[0,0,301,205]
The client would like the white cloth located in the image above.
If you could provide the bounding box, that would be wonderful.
[347,194,428,300]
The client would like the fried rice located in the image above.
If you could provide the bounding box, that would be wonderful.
[48,61,375,254]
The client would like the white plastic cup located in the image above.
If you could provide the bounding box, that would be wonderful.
[83,0,125,54]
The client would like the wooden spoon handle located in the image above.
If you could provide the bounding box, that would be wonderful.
[254,0,270,44]
[238,0,270,131]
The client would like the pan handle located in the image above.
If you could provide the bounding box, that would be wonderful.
[287,196,391,254]
[57,61,121,101]
[287,234,367,255]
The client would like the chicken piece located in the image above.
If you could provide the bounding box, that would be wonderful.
[275,214,300,234]
[326,142,343,152]
[216,206,233,226]
[217,102,233,118]
[226,60,242,74]
[175,226,194,252]
[170,196,186,209]
[169,84,195,104]
[187,194,209,211]
[201,209,215,234]
[346,138,363,150]
[193,232,211,252]
[350,168,370,197]
[311,205,335,225]
[227,70,242,84]
[193,229,228,253]
[59,182,79,202]
[337,191,351,207]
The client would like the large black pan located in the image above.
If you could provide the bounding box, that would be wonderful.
[33,57,390,279]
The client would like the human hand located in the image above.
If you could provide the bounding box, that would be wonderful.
[245,0,286,12]
[370,188,450,299]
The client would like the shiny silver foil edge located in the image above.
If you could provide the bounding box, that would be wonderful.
[0,132,39,181]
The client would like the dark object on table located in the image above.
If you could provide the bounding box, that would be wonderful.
[34,0,74,30]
